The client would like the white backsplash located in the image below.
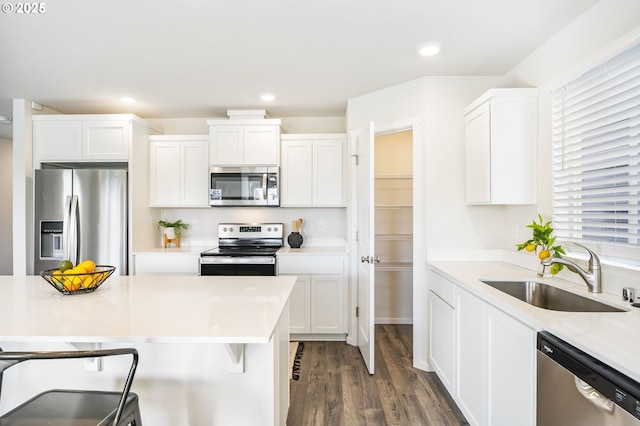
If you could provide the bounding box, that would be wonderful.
[157,207,347,248]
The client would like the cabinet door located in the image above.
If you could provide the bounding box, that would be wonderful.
[310,275,344,333]
[455,287,485,426]
[280,140,313,206]
[289,275,311,334]
[180,140,209,207]
[313,139,345,206]
[465,102,491,204]
[429,290,455,394]
[34,120,83,162]
[149,141,180,207]
[243,125,279,165]
[83,120,130,160]
[485,305,535,426]
[210,126,244,165]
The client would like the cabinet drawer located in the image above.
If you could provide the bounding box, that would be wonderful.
[428,270,455,307]
[134,254,200,275]
[278,255,344,275]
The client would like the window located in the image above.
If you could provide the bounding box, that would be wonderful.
[551,42,640,263]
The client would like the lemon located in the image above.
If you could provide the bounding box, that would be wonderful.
[538,249,551,260]
[78,260,96,273]
[63,268,82,291]
[59,260,73,272]
[82,274,95,289]
[525,244,536,252]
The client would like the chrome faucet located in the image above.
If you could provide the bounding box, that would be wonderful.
[541,243,602,293]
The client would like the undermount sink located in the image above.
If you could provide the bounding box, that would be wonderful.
[480,280,626,312]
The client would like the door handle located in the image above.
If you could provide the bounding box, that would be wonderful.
[361,255,370,263]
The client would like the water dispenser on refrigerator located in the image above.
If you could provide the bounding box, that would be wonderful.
[39,220,63,260]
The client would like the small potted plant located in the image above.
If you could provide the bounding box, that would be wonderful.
[516,214,566,276]
[157,219,189,248]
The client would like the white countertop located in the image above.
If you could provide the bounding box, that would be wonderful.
[277,246,347,255]
[0,275,295,344]
[429,261,640,382]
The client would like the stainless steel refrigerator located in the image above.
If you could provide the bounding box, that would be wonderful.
[34,169,128,275]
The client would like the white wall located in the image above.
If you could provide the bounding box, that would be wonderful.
[347,76,503,257]
[498,0,640,295]
[0,137,13,274]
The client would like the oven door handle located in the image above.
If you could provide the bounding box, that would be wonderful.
[200,256,276,265]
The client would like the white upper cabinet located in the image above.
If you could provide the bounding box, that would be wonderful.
[83,120,130,160]
[33,115,135,162]
[464,88,538,205]
[149,135,209,207]
[208,119,281,166]
[280,134,346,207]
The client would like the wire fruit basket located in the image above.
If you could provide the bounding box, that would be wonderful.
[40,265,116,295]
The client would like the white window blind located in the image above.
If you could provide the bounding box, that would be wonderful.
[551,42,640,261]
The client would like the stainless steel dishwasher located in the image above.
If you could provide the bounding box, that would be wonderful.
[537,331,640,425]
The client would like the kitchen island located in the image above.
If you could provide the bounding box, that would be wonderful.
[0,275,296,425]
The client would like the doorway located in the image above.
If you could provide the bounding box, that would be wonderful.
[373,130,413,324]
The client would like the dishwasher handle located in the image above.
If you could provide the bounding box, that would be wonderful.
[574,377,614,413]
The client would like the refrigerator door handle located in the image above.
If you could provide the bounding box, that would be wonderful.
[63,195,72,262]
[68,195,79,265]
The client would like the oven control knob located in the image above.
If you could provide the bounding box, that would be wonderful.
[222,227,228,233]
[274,226,279,232]
[229,227,234,232]
[267,227,272,232]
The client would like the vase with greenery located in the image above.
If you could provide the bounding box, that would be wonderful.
[157,219,189,244]
[516,214,566,276]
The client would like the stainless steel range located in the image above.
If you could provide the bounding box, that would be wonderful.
[199,223,283,276]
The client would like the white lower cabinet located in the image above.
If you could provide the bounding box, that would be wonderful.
[289,275,311,333]
[310,275,344,333]
[428,290,455,393]
[485,303,536,425]
[283,273,344,335]
[455,287,486,426]
[428,270,535,426]
[278,254,346,337]
[454,286,535,426]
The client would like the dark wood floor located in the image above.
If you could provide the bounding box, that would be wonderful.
[288,324,468,425]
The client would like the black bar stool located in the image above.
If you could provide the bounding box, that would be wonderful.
[0,347,141,426]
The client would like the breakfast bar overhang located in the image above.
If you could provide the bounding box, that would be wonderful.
[0,275,296,425]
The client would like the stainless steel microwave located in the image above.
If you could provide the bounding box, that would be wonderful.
[209,166,279,207]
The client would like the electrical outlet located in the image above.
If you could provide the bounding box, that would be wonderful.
[191,220,199,231]
[511,224,519,239]
[318,220,326,231]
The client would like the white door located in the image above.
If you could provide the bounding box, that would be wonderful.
[357,122,376,374]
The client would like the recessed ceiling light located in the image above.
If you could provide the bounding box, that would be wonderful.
[260,93,276,102]
[119,97,136,104]
[419,42,442,57]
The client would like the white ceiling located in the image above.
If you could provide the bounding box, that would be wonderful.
[0,0,599,124]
